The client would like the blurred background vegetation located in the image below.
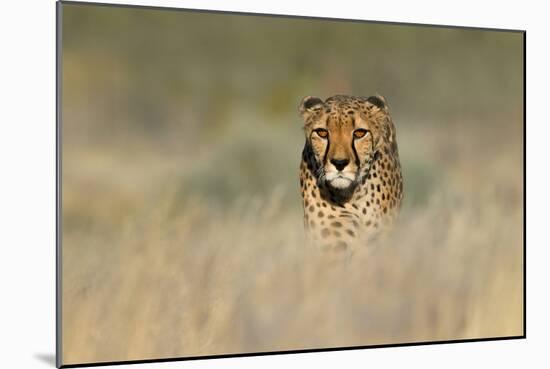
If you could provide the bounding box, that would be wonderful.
[61,2,523,365]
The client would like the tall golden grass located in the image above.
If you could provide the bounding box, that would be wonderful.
[62,118,523,364]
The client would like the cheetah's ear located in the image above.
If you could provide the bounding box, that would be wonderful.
[366,95,388,111]
[299,96,324,120]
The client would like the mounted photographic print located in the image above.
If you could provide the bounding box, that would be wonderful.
[57,1,525,367]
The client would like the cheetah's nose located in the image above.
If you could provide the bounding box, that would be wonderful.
[330,158,350,171]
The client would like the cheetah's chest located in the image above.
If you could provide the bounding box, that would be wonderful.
[299,157,402,252]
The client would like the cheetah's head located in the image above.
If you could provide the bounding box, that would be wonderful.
[299,94,393,194]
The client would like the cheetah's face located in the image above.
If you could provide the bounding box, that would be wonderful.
[300,96,382,192]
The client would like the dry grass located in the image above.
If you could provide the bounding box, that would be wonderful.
[61,119,523,365]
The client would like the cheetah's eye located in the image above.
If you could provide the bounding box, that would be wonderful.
[353,129,368,139]
[314,128,329,138]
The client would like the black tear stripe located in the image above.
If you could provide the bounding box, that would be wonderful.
[351,140,360,167]
[323,139,330,169]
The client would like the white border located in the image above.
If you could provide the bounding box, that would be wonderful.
[1,1,548,368]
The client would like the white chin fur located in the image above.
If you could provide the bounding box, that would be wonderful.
[329,177,353,189]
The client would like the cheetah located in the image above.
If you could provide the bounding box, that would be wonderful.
[298,94,403,255]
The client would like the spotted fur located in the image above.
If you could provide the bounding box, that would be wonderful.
[298,94,403,255]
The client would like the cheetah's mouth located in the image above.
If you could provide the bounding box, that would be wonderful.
[325,172,356,190]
